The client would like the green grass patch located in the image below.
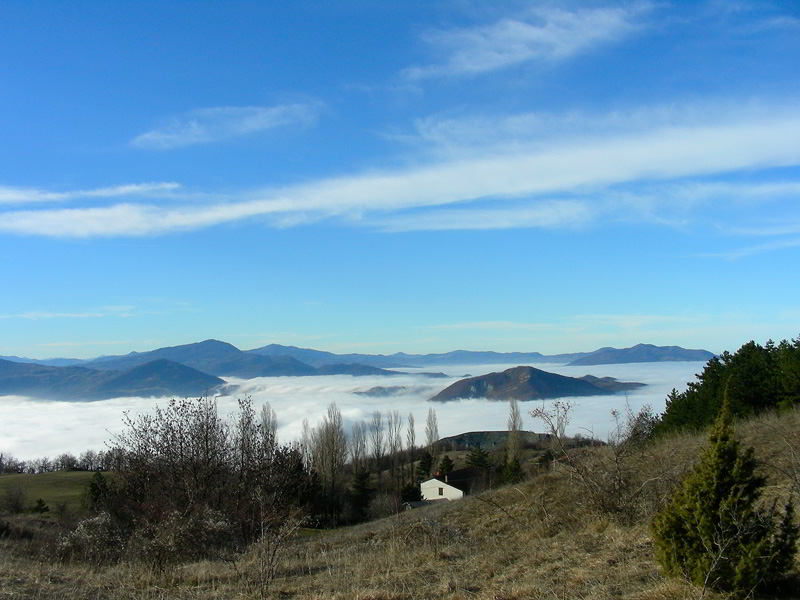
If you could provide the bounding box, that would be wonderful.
[0,471,96,513]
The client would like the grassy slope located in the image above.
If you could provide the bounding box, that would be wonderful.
[1,409,799,600]
[0,471,95,513]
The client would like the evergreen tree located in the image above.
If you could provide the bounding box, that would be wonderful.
[656,336,800,434]
[651,399,798,596]
[437,455,454,475]
[400,482,422,503]
[416,451,433,480]
[347,470,373,523]
[502,456,524,484]
[466,446,491,470]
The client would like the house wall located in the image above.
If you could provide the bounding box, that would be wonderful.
[420,478,464,501]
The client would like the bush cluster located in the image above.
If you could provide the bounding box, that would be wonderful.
[652,400,798,596]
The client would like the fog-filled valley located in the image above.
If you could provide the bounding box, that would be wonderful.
[1,360,704,460]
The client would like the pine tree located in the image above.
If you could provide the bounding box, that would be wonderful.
[466,446,490,470]
[437,455,454,475]
[651,398,798,596]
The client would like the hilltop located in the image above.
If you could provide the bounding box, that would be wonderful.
[430,365,645,401]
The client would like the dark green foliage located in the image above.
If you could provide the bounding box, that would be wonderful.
[417,451,433,480]
[438,455,454,475]
[502,457,524,484]
[466,446,491,470]
[347,470,373,523]
[86,471,113,512]
[651,400,798,595]
[32,498,49,513]
[657,337,800,433]
[400,482,422,503]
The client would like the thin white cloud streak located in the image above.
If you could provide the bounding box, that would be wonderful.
[428,321,563,332]
[730,222,800,236]
[402,101,800,158]
[403,5,649,80]
[0,306,136,320]
[571,313,702,330]
[131,104,321,150]
[2,109,800,237]
[0,182,180,205]
[375,200,592,232]
[702,237,800,260]
[429,314,703,335]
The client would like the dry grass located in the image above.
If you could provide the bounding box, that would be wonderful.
[2,409,799,600]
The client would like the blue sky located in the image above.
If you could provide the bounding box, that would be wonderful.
[1,0,799,358]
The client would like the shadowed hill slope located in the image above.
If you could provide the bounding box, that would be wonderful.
[430,365,644,401]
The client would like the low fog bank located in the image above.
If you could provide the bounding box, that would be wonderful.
[0,361,704,460]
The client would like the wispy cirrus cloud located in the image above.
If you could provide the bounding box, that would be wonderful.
[375,200,592,232]
[402,4,650,80]
[0,182,180,205]
[131,103,321,150]
[0,306,137,320]
[701,237,800,260]
[2,103,800,238]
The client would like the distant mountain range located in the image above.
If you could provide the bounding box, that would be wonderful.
[0,340,711,401]
[566,343,714,366]
[430,366,646,402]
[248,342,713,367]
[0,358,224,401]
[2,341,713,371]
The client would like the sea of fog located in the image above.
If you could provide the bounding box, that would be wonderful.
[0,361,706,460]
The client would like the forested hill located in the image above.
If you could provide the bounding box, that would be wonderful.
[656,337,800,433]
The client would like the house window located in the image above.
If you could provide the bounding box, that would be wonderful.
[438,487,443,496]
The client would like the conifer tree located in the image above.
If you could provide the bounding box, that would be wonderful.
[438,455,454,475]
[651,398,798,596]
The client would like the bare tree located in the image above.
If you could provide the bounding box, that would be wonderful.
[300,418,312,469]
[425,407,439,456]
[387,411,403,457]
[350,421,367,472]
[369,410,384,467]
[406,412,416,453]
[310,403,348,498]
[387,410,403,483]
[507,399,523,460]
[405,412,417,482]
[259,401,278,447]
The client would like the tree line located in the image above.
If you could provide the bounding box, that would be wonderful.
[655,336,800,434]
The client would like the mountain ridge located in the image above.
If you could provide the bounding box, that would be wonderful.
[5,341,715,369]
[0,358,224,401]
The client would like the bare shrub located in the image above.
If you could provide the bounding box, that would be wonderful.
[531,401,671,522]
[57,512,125,564]
[62,396,318,567]
[368,492,401,520]
[125,507,236,569]
[248,511,304,598]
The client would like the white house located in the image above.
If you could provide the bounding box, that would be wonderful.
[420,477,464,501]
